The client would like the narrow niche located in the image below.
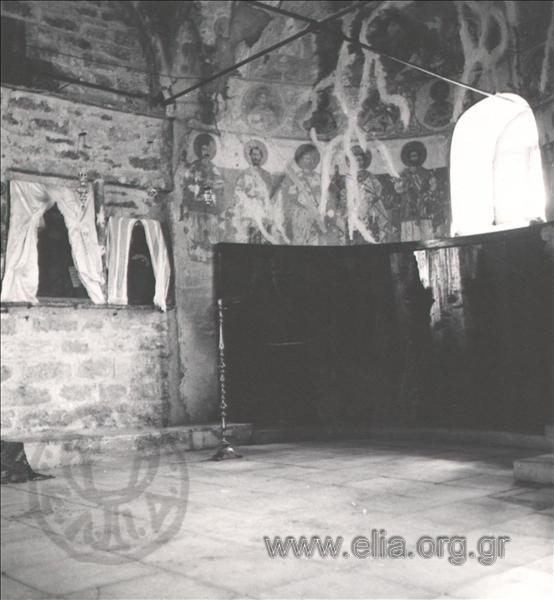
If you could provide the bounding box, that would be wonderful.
[127,221,155,305]
[37,204,88,299]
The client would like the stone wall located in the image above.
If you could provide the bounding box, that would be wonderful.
[0,304,175,436]
[1,0,155,113]
[0,0,181,431]
[1,87,171,204]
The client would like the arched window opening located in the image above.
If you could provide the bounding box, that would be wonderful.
[450,93,546,236]
[37,204,88,299]
[127,221,155,305]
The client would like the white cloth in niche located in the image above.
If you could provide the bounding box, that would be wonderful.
[106,216,170,311]
[1,180,105,304]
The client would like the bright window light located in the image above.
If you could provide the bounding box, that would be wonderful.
[450,93,546,236]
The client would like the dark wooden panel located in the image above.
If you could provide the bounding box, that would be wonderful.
[215,224,553,433]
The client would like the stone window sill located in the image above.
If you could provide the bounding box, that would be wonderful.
[0,298,173,312]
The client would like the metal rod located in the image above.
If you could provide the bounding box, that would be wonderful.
[217,298,228,442]
[211,298,242,460]
[162,2,364,106]
[247,0,506,102]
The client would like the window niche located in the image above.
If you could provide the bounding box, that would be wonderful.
[37,204,89,300]
[127,221,155,306]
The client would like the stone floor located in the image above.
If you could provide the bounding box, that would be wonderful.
[1,439,553,599]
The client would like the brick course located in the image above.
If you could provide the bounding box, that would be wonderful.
[0,305,173,435]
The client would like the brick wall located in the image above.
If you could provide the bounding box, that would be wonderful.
[1,304,174,436]
[0,1,186,435]
[1,0,153,113]
[1,87,171,199]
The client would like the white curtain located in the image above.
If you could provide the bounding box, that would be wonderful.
[1,180,105,304]
[106,216,170,311]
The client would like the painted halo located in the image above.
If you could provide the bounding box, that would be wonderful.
[400,140,427,167]
[294,143,320,168]
[193,133,217,160]
[243,139,268,166]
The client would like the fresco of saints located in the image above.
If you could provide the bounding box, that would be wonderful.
[243,85,283,133]
[349,146,392,243]
[358,88,402,137]
[423,81,453,129]
[231,140,288,244]
[278,144,326,245]
[180,133,225,219]
[179,133,226,263]
[325,165,348,245]
[394,141,437,241]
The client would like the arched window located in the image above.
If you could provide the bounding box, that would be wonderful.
[450,93,546,236]
[127,221,155,306]
[1,179,105,304]
[106,217,171,311]
[37,204,89,299]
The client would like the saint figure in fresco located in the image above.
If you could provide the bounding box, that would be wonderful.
[423,80,453,129]
[358,88,402,137]
[231,140,288,244]
[278,144,326,245]
[349,146,392,243]
[243,86,282,132]
[180,133,225,219]
[179,133,226,263]
[301,89,341,140]
[394,141,437,242]
[325,165,349,245]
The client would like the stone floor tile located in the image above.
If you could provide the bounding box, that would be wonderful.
[2,439,552,599]
[0,574,56,600]
[63,572,239,600]
[259,568,434,599]
[449,564,553,599]
[3,558,159,597]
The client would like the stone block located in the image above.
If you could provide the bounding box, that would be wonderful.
[129,379,161,401]
[76,6,98,18]
[2,385,52,406]
[58,149,80,160]
[59,384,95,402]
[113,31,135,47]
[61,340,89,354]
[25,362,71,382]
[78,358,113,379]
[82,319,104,331]
[101,43,131,62]
[32,316,78,332]
[1,365,13,382]
[43,16,79,32]
[30,118,69,135]
[10,96,53,112]
[82,26,106,40]
[98,384,128,402]
[1,317,17,335]
[138,337,166,351]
